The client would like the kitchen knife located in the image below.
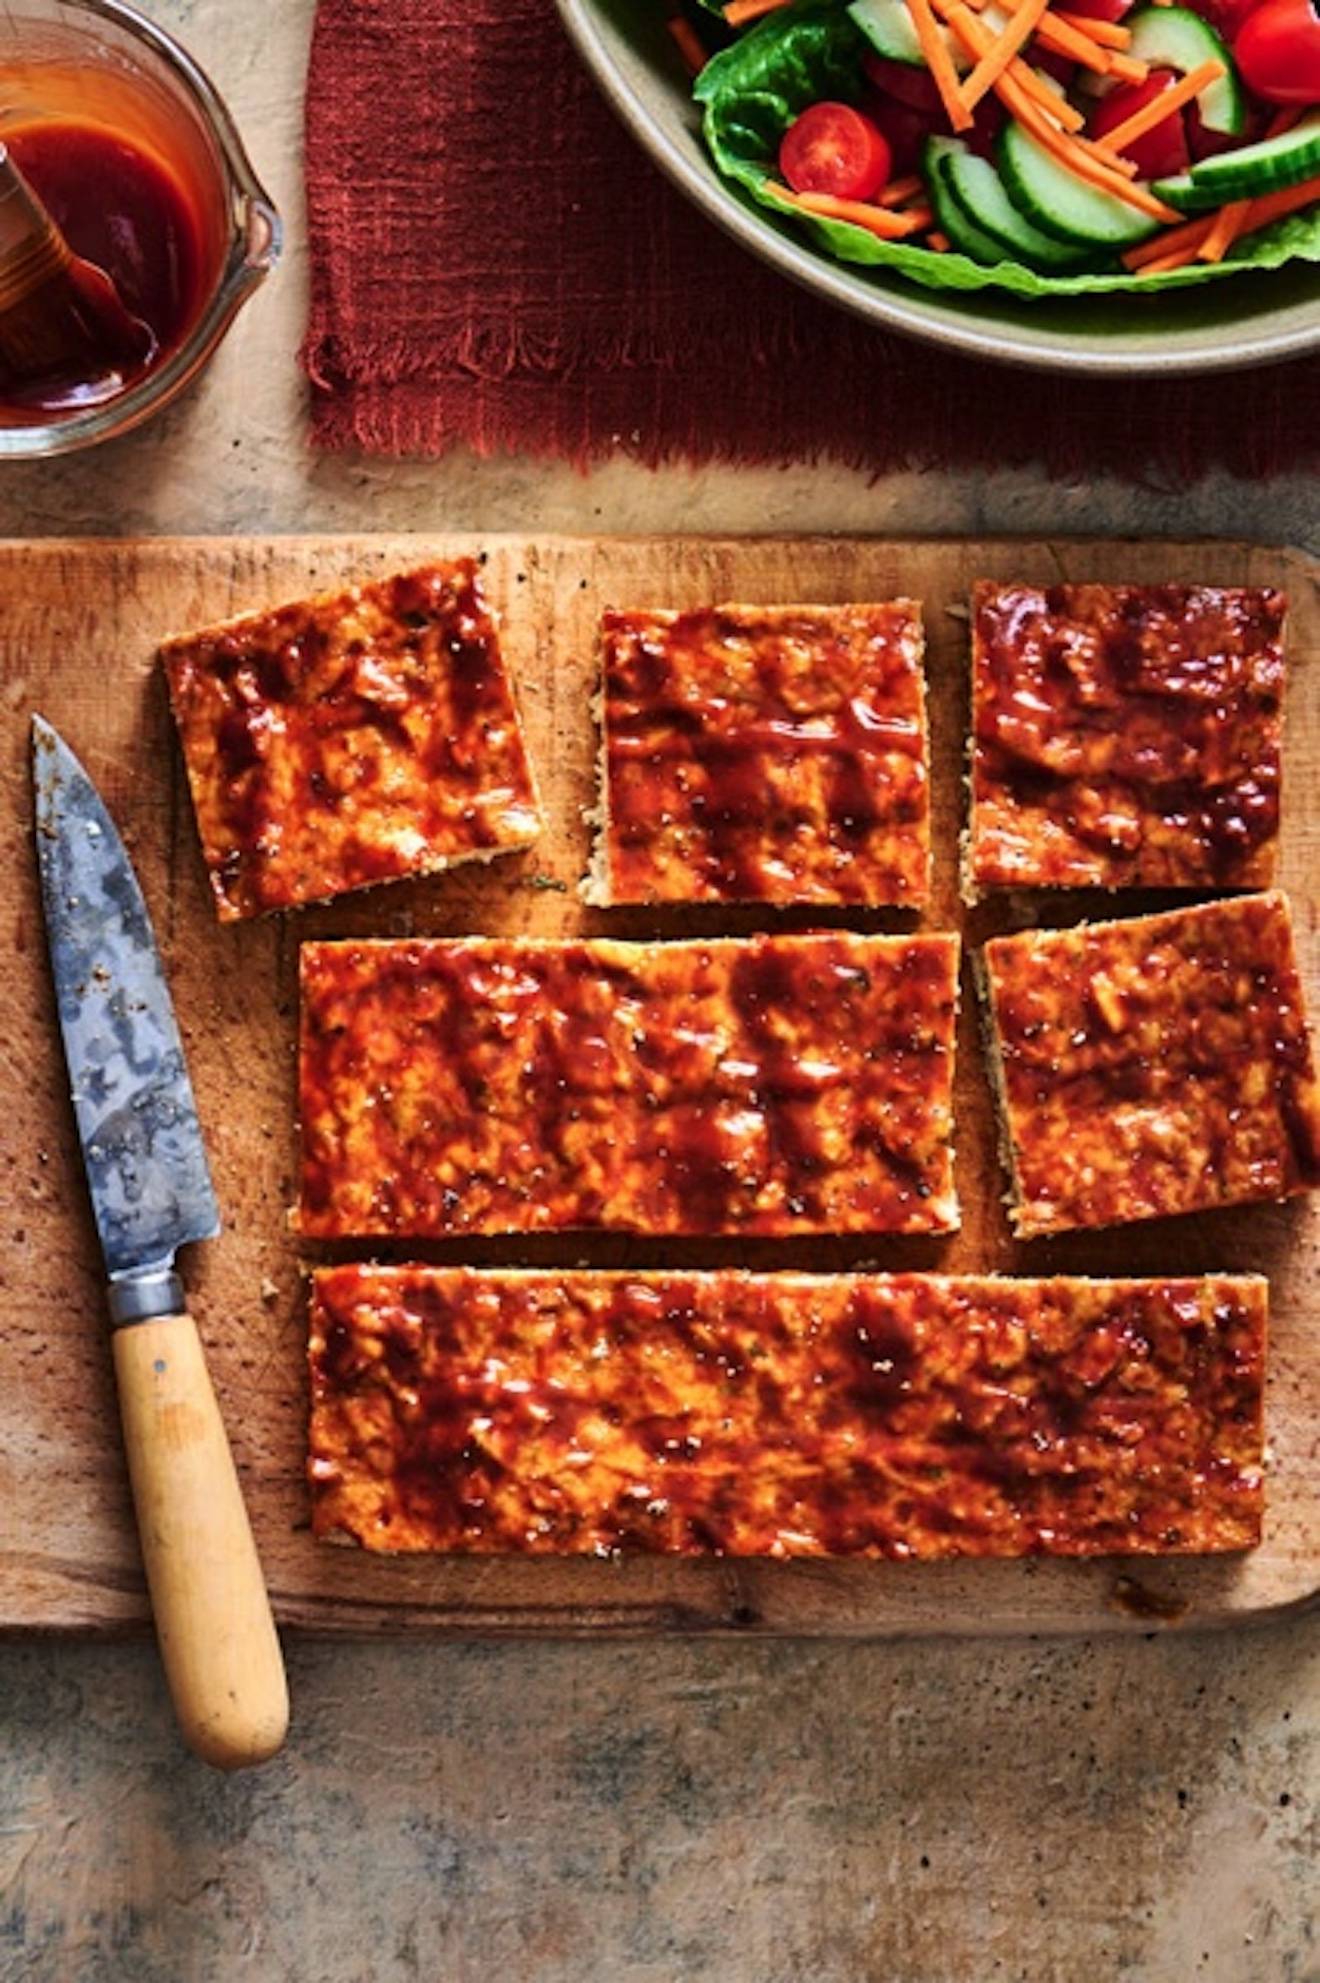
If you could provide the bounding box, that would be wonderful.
[32,716,288,1769]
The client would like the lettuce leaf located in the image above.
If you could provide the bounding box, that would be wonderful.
[693,0,1320,298]
[695,1,868,172]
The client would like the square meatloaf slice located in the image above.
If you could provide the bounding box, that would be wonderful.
[162,560,541,919]
[591,601,929,907]
[981,892,1320,1236]
[966,582,1284,899]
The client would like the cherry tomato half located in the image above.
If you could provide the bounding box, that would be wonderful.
[1090,68,1190,177]
[779,102,892,200]
[1234,0,1320,103]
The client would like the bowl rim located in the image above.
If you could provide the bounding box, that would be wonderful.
[556,0,1320,378]
[0,0,281,458]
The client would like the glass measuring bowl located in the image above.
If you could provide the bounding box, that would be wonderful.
[0,0,280,456]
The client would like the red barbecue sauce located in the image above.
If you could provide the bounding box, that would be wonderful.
[3,120,207,412]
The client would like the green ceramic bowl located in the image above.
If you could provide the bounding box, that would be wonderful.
[557,0,1320,374]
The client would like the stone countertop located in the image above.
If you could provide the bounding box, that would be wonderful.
[3,1626,1316,1983]
[0,5,1315,1980]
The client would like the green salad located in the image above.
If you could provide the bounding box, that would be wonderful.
[673,0,1320,295]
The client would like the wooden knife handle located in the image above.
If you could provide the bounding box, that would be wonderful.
[112,1312,289,1770]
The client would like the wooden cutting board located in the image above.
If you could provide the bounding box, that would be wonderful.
[3,535,1317,1638]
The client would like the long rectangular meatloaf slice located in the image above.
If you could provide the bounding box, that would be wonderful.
[592,601,930,906]
[308,1267,1266,1559]
[981,891,1320,1237]
[298,931,960,1237]
[161,560,542,920]
[966,582,1285,898]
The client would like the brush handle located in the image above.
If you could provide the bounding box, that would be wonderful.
[112,1311,288,1770]
[0,141,153,387]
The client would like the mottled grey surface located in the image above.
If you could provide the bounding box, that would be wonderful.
[2,1624,1317,1983]
[1,2,1317,1979]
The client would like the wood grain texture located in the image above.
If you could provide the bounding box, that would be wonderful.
[112,1313,288,1768]
[1,534,1316,1637]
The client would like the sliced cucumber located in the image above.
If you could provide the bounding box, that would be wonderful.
[1126,7,1245,137]
[847,0,1010,75]
[848,0,971,72]
[931,135,1095,270]
[925,139,1009,265]
[1185,110,1320,200]
[999,121,1161,247]
[1150,170,1222,214]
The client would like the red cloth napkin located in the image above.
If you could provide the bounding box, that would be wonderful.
[303,0,1319,478]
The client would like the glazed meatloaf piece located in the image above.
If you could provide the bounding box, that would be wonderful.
[981,891,1320,1237]
[591,601,930,906]
[298,930,961,1238]
[162,560,541,919]
[308,1266,1266,1559]
[966,582,1285,898]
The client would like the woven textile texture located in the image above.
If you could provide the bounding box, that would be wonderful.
[303,0,1320,477]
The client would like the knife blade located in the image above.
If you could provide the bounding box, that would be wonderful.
[33,714,220,1302]
[32,716,287,1768]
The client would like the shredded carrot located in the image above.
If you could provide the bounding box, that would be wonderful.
[716,0,1314,291]
[878,173,926,207]
[935,0,1180,211]
[1197,196,1251,262]
[1034,14,1115,76]
[908,0,977,130]
[940,0,1179,212]
[1106,51,1151,83]
[1240,170,1320,233]
[666,15,707,76]
[1003,84,1148,191]
[1099,59,1224,153]
[1122,213,1215,268]
[1076,131,1140,176]
[1052,135,1178,216]
[1003,89,1178,213]
[1055,12,1132,47]
[1006,60,1087,127]
[1135,244,1206,272]
[939,0,1133,80]
[774,187,933,238]
[957,0,1053,114]
[934,1,1085,128]
[722,0,789,24]
[1008,59,1087,127]
[1122,171,1320,272]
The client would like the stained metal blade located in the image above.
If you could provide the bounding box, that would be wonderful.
[32,716,220,1283]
